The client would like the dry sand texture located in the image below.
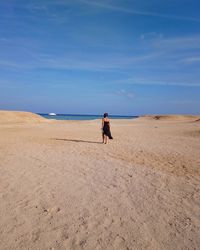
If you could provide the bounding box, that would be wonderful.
[0,111,200,250]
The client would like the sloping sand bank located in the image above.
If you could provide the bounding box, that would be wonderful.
[0,111,200,249]
[0,110,48,124]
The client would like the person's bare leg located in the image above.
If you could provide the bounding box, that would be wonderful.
[102,133,104,143]
[104,135,108,144]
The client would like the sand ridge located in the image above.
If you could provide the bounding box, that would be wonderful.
[0,110,50,124]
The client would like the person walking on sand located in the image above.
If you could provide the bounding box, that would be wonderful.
[102,113,113,144]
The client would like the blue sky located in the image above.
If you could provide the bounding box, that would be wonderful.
[0,0,200,115]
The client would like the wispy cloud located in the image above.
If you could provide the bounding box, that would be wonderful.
[181,56,200,64]
[140,32,163,41]
[80,0,200,22]
[117,77,200,87]
[0,48,161,72]
[0,59,34,71]
[152,36,200,50]
[116,89,134,99]
[34,52,160,71]
[139,34,200,67]
[19,0,94,23]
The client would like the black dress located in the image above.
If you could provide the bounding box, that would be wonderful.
[103,121,113,139]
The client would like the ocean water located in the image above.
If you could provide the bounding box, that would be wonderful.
[39,114,138,121]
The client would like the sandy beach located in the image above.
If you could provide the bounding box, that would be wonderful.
[0,111,200,250]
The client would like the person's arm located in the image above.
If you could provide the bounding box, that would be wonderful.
[102,118,104,129]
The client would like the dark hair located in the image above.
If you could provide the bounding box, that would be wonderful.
[104,112,108,118]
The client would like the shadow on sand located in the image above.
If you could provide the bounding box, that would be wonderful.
[52,138,102,144]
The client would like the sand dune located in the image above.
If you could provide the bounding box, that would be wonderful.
[0,111,200,249]
[0,110,49,124]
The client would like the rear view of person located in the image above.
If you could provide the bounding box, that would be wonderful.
[102,113,113,144]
